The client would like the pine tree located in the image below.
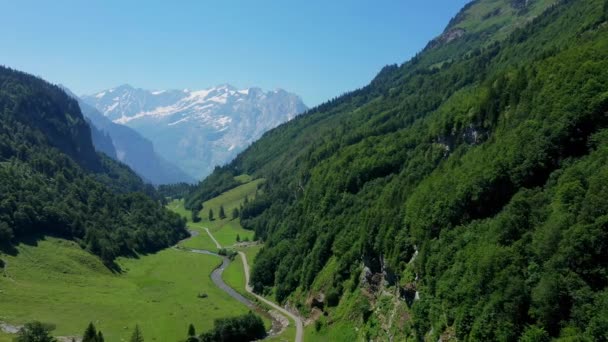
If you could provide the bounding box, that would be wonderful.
[130,325,144,342]
[236,234,241,242]
[232,208,240,220]
[82,322,97,342]
[209,209,214,221]
[191,209,200,223]
[97,331,104,342]
[188,324,196,336]
[219,205,226,219]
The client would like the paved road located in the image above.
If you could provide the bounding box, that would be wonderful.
[239,251,304,342]
[187,248,256,308]
[190,228,303,341]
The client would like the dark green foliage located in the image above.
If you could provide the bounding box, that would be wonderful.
[0,66,188,263]
[81,322,104,342]
[191,210,201,223]
[186,324,198,342]
[209,209,214,221]
[157,182,195,200]
[231,208,239,220]
[219,205,226,220]
[198,312,266,342]
[82,322,97,342]
[188,0,608,339]
[519,325,550,342]
[130,325,144,342]
[218,248,237,259]
[236,234,240,242]
[15,321,56,342]
[192,202,203,223]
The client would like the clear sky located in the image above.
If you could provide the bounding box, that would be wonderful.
[1,0,470,107]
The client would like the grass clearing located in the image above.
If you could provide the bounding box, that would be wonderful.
[168,177,263,250]
[211,220,254,248]
[223,254,247,296]
[0,331,13,342]
[200,178,264,228]
[0,237,250,341]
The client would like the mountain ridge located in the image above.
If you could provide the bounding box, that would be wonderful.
[82,84,307,179]
[186,0,608,340]
[61,85,195,184]
[0,65,187,264]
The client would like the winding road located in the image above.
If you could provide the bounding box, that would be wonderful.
[239,251,304,342]
[184,228,304,341]
[187,248,255,309]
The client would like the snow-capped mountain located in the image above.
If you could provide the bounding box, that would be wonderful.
[61,85,195,184]
[82,84,307,179]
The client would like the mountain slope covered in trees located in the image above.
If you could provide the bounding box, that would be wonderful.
[59,86,195,185]
[187,0,608,340]
[0,66,187,264]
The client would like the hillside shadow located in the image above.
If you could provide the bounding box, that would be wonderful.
[104,259,123,274]
[0,233,125,274]
[0,241,18,256]
[0,233,46,256]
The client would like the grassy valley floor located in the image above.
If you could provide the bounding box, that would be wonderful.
[0,237,250,341]
[169,176,301,341]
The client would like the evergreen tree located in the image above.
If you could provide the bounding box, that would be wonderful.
[236,234,241,242]
[232,208,239,220]
[219,205,226,219]
[191,209,200,223]
[82,322,97,342]
[130,325,144,342]
[97,331,104,342]
[15,321,56,342]
[188,324,196,336]
[208,209,214,221]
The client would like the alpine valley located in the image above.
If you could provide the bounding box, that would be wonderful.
[82,84,307,180]
[2,0,608,341]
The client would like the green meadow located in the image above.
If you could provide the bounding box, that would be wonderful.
[168,177,263,250]
[199,178,263,245]
[0,237,249,341]
[0,175,285,341]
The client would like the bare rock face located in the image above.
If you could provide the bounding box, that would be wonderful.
[425,28,466,50]
[83,84,307,179]
[312,293,325,309]
[360,265,373,287]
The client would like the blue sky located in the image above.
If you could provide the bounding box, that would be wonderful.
[1,0,469,106]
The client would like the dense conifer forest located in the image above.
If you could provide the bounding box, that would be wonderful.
[0,66,187,264]
[186,0,608,339]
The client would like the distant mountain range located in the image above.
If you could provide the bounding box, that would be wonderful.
[61,86,195,185]
[82,84,307,180]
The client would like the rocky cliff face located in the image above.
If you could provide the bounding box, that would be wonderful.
[83,84,307,179]
[61,86,194,185]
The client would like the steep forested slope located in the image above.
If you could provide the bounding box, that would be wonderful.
[0,66,187,264]
[76,97,196,185]
[187,0,608,340]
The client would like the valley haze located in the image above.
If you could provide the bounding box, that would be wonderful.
[82,84,307,180]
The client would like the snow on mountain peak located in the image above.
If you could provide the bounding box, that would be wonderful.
[82,84,308,179]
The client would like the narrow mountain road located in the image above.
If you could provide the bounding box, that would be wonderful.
[188,248,254,308]
[239,251,304,342]
[179,229,292,338]
[202,227,303,341]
